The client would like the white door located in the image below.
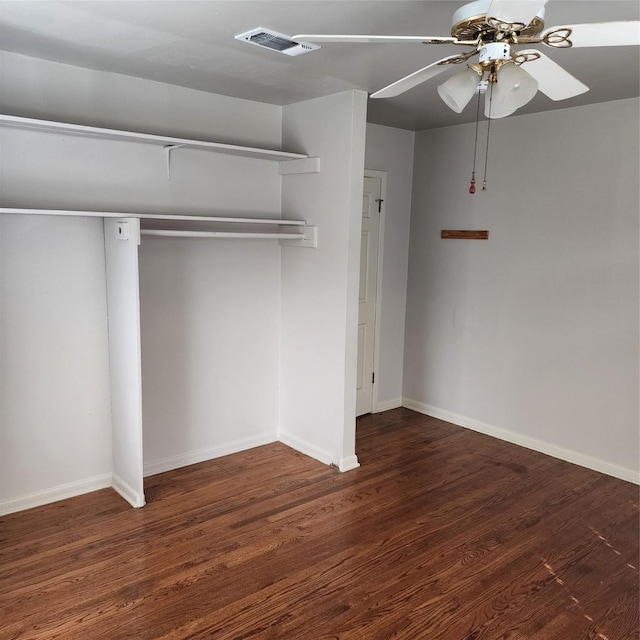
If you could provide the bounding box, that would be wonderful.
[356,174,382,416]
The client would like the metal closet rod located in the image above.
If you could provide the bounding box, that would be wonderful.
[141,229,303,240]
[0,208,306,226]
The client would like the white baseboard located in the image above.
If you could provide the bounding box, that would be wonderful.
[278,429,334,467]
[277,431,358,473]
[0,473,112,516]
[374,397,403,413]
[112,473,145,508]
[338,454,360,472]
[143,432,278,477]
[402,397,640,485]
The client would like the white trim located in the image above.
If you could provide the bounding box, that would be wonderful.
[112,473,145,508]
[0,473,112,516]
[402,398,640,485]
[374,397,403,413]
[278,429,334,466]
[143,433,278,477]
[363,169,387,414]
[338,454,361,472]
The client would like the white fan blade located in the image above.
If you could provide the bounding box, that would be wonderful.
[370,54,468,99]
[292,34,459,45]
[519,50,589,101]
[486,0,548,29]
[543,21,640,48]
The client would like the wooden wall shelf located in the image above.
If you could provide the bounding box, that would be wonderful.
[441,230,489,240]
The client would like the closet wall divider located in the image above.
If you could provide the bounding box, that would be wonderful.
[104,217,145,507]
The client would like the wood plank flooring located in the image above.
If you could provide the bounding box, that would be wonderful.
[1,408,638,639]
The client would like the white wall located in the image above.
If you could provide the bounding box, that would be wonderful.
[280,90,368,470]
[0,215,113,513]
[364,123,415,410]
[139,237,281,475]
[0,51,282,148]
[403,98,640,483]
[0,53,286,511]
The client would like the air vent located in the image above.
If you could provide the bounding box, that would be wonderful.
[235,28,320,56]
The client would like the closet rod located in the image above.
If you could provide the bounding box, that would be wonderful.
[0,208,306,226]
[141,230,303,240]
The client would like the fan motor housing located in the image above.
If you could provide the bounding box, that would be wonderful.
[451,0,545,40]
[478,41,511,65]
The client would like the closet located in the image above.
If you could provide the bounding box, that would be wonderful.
[1,114,319,510]
[1,88,367,515]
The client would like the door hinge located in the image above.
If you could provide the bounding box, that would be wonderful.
[375,198,384,213]
[372,372,375,384]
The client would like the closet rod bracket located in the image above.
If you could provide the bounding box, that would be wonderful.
[163,144,186,180]
[279,225,318,248]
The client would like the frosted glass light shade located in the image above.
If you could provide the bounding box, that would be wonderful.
[494,62,538,110]
[484,91,517,119]
[437,67,482,113]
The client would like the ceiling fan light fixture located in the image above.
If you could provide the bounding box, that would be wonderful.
[437,66,483,113]
[494,61,539,110]
[484,93,517,119]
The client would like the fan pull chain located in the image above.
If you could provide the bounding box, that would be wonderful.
[482,81,494,191]
[469,86,482,194]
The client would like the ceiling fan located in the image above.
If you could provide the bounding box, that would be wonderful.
[294,0,640,119]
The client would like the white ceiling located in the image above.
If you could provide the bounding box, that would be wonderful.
[0,1,638,130]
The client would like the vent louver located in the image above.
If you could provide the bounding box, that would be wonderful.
[235,28,320,56]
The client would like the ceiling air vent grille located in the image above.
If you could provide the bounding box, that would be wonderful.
[235,28,320,56]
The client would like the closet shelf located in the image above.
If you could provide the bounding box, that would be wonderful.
[0,114,309,162]
[0,208,306,226]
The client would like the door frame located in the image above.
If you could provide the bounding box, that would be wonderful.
[362,169,387,414]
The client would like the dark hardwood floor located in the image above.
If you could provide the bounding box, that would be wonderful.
[1,408,638,639]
